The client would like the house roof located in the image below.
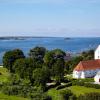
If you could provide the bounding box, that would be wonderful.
[74,60,100,71]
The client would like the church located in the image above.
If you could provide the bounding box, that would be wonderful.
[73,45,100,79]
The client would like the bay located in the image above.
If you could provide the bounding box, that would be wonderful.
[0,37,100,64]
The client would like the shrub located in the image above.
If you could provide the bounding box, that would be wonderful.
[78,92,100,100]
[72,79,100,89]
[59,89,77,100]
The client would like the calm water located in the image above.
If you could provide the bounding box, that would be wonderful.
[0,37,100,64]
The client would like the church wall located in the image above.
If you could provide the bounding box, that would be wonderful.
[73,69,100,79]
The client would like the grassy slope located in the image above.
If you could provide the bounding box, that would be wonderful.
[70,86,100,97]
[0,93,29,100]
[48,86,100,100]
[0,67,10,82]
[0,67,30,100]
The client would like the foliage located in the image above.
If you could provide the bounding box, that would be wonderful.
[33,67,50,91]
[65,49,94,72]
[52,59,65,83]
[81,49,94,60]
[78,92,100,100]
[59,89,77,100]
[72,79,100,89]
[2,74,51,100]
[65,56,83,72]
[70,86,100,97]
[29,46,46,62]
[44,49,66,82]
[48,88,76,100]
[3,49,25,72]
[13,58,34,81]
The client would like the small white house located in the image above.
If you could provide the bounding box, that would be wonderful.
[94,71,100,84]
[73,45,100,79]
[73,60,100,79]
[95,45,100,59]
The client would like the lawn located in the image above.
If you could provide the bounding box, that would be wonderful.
[0,67,10,82]
[47,86,100,100]
[0,93,29,100]
[47,88,63,100]
[70,86,100,97]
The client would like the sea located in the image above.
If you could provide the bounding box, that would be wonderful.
[0,37,100,64]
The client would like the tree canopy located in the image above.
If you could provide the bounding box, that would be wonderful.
[3,49,25,72]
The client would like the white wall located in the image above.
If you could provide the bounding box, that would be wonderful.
[73,69,100,79]
[95,45,100,59]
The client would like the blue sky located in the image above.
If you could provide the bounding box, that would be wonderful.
[0,0,100,37]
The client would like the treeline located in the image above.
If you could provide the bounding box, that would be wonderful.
[2,47,66,99]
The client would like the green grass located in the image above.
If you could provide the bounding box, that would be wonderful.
[0,67,10,82]
[48,86,100,99]
[0,93,29,100]
[0,67,30,100]
[70,86,100,97]
[47,88,62,100]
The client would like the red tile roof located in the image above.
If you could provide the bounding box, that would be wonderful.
[74,60,100,71]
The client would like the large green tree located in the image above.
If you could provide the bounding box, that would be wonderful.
[32,67,50,91]
[29,46,47,68]
[3,49,25,72]
[44,49,66,68]
[52,59,65,83]
[44,49,66,82]
[29,46,46,61]
[13,58,35,81]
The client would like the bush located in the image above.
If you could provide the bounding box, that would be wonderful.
[78,92,100,100]
[72,79,100,89]
[59,89,77,100]
[72,80,84,86]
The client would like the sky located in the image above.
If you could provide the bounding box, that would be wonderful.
[0,0,100,37]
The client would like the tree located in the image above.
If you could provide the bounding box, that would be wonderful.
[13,58,27,79]
[29,46,46,62]
[44,49,66,82]
[44,51,55,68]
[65,56,83,72]
[52,49,66,59]
[81,49,94,60]
[52,58,65,83]
[44,49,66,68]
[3,49,25,72]
[13,58,35,81]
[29,46,47,69]
[32,67,50,91]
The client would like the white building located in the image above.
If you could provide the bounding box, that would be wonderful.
[73,60,100,79]
[95,45,100,59]
[73,45,100,79]
[94,71,100,84]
